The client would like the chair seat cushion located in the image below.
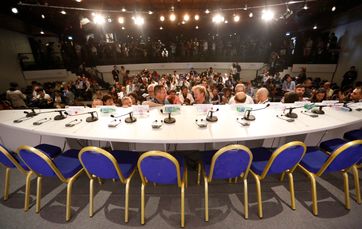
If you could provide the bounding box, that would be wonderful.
[320,139,346,152]
[300,147,329,174]
[250,147,274,175]
[53,149,82,178]
[344,129,362,141]
[35,144,61,158]
[110,150,139,179]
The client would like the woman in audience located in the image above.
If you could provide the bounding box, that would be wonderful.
[221,87,232,104]
[282,74,295,93]
[310,88,327,103]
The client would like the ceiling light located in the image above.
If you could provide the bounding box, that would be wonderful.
[194,14,200,20]
[121,26,125,30]
[205,9,210,14]
[249,12,253,18]
[212,14,224,24]
[331,6,336,12]
[75,0,82,2]
[244,5,248,11]
[169,13,176,21]
[286,32,291,36]
[68,36,73,40]
[303,4,308,10]
[60,10,66,15]
[93,14,105,25]
[160,26,163,30]
[233,15,240,22]
[122,8,126,12]
[195,25,199,29]
[40,30,44,35]
[313,25,317,30]
[148,11,153,15]
[261,9,274,21]
[41,14,45,19]
[160,15,165,21]
[133,16,145,26]
[181,21,185,24]
[11,8,18,14]
[118,17,124,24]
[224,20,228,24]
[107,18,112,23]
[183,14,190,21]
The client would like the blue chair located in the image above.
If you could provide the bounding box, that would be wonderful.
[79,146,138,223]
[17,145,83,221]
[138,151,187,227]
[0,143,60,211]
[250,141,307,218]
[197,144,253,221]
[298,140,362,215]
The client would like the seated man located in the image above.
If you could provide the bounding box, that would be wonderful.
[179,85,194,105]
[91,98,103,108]
[142,85,167,107]
[102,95,115,106]
[192,85,209,104]
[229,83,254,104]
[283,92,300,103]
[121,96,133,108]
[234,92,247,103]
[255,87,269,104]
[350,87,362,102]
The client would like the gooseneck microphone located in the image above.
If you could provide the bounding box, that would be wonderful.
[33,118,52,125]
[311,105,327,115]
[65,119,82,127]
[66,111,99,123]
[244,104,270,121]
[160,109,175,124]
[24,108,38,118]
[54,110,67,120]
[342,102,353,112]
[125,112,137,123]
[206,108,219,122]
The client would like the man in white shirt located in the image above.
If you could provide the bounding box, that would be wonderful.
[229,83,254,104]
[255,87,270,104]
[179,86,194,105]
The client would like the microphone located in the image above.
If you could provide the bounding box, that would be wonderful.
[206,108,219,122]
[283,105,304,119]
[125,111,137,123]
[66,111,99,122]
[244,104,270,121]
[195,119,208,128]
[276,115,295,122]
[33,118,52,125]
[342,102,353,112]
[311,105,327,115]
[108,119,122,127]
[65,119,82,127]
[160,109,175,124]
[24,108,38,117]
[54,110,67,120]
[110,111,133,119]
[152,120,163,129]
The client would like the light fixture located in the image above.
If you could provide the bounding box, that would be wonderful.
[41,14,45,19]
[68,36,73,40]
[169,13,176,21]
[60,10,66,15]
[205,9,210,14]
[212,14,224,24]
[194,14,200,20]
[11,8,18,14]
[233,15,240,22]
[303,3,309,10]
[261,9,274,21]
[313,25,317,30]
[286,32,291,36]
[331,6,336,12]
[122,8,126,12]
[181,21,185,24]
[107,18,112,23]
[224,20,228,24]
[121,26,125,30]
[195,25,199,29]
[183,14,190,21]
[160,15,165,21]
[244,4,248,11]
[148,11,153,15]
[133,16,145,26]
[75,0,82,2]
[40,30,44,35]
[93,14,105,25]
[118,17,124,24]
[249,12,253,18]
[160,26,163,30]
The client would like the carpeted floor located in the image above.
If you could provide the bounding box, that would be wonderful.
[1,166,362,229]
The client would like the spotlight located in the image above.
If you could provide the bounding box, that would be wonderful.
[313,25,317,30]
[233,15,240,22]
[91,12,96,16]
[205,9,210,14]
[41,14,45,19]
[68,36,73,40]
[93,14,105,25]
[75,0,82,2]
[212,14,224,24]
[181,21,185,24]
[195,25,199,29]
[286,32,291,36]
[118,17,125,24]
[194,14,200,20]
[160,26,163,30]
[249,12,253,18]
[244,5,248,11]
[261,9,274,21]
[183,14,190,22]
[60,10,66,15]
[107,18,112,23]
[133,16,145,26]
[149,11,153,15]
[303,4,309,10]
[224,20,228,24]
[331,6,336,12]
[169,13,176,22]
[11,8,18,14]
[121,26,125,30]
[122,8,126,12]
[160,15,165,21]
[40,30,44,35]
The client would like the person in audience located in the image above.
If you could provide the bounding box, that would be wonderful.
[310,88,327,103]
[303,78,313,98]
[211,88,221,104]
[166,89,181,104]
[296,67,307,85]
[282,74,295,93]
[179,85,194,105]
[323,81,334,99]
[6,82,27,108]
[255,87,269,104]
[341,66,357,90]
[63,85,75,105]
[192,85,209,104]
[349,87,362,102]
[112,65,119,83]
[294,84,306,101]
[121,96,132,108]
[144,84,156,101]
[53,91,64,108]
[128,92,139,105]
[142,85,167,107]
[229,84,254,104]
[221,87,232,104]
[91,98,103,108]
[283,92,300,103]
[234,92,247,103]
[33,87,53,108]
[102,95,115,106]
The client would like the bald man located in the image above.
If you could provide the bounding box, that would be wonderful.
[229,83,254,104]
[255,87,269,104]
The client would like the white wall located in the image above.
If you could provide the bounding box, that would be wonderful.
[0,29,32,92]
[331,19,362,84]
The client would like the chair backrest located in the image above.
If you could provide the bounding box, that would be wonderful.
[318,140,362,175]
[17,145,66,181]
[261,141,306,178]
[138,151,182,186]
[0,144,18,169]
[208,145,253,181]
[79,146,125,181]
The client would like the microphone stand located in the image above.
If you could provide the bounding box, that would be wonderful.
[243,109,255,121]
[206,108,219,122]
[24,108,38,117]
[86,111,98,122]
[54,110,67,120]
[285,107,298,119]
[164,112,176,124]
[311,105,326,115]
[125,112,137,123]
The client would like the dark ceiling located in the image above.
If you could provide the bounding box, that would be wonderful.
[2,0,362,39]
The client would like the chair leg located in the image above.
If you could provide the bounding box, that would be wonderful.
[185,167,188,188]
[228,178,232,183]
[204,176,209,222]
[4,168,10,201]
[141,183,145,225]
[97,177,103,185]
[308,174,318,216]
[254,175,263,219]
[234,177,238,183]
[36,176,42,213]
[351,165,361,204]
[89,178,94,217]
[243,178,249,219]
[181,182,185,228]
[24,171,32,211]
[342,171,351,210]
[280,172,285,182]
[287,172,296,210]
[66,178,76,221]
[125,178,131,223]
[197,163,201,185]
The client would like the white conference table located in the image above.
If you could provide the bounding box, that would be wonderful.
[0,103,361,151]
